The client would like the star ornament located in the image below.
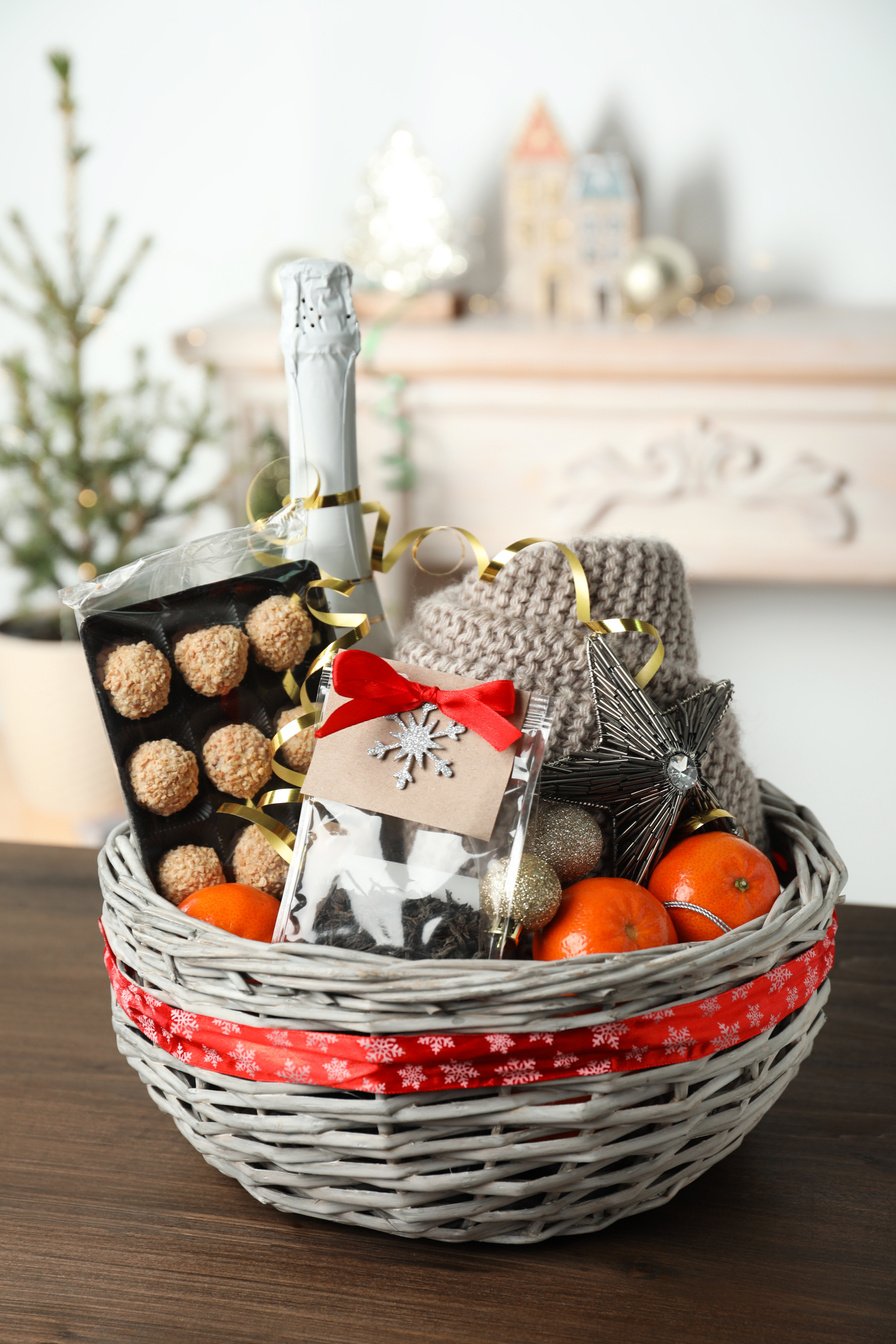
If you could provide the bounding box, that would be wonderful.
[541,634,736,884]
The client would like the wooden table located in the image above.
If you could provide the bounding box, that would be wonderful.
[2,843,893,1344]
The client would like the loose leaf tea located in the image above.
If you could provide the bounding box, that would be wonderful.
[275,670,553,959]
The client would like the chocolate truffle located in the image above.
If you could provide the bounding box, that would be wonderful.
[274,706,316,774]
[174,625,248,697]
[157,845,224,904]
[202,722,271,797]
[245,595,312,672]
[101,641,171,719]
[128,739,199,815]
[232,824,289,897]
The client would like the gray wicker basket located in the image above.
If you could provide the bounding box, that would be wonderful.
[99,780,845,1245]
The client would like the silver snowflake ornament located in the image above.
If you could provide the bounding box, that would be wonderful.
[541,634,735,883]
[368,703,466,789]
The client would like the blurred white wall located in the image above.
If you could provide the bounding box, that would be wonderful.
[0,0,894,906]
[2,0,896,375]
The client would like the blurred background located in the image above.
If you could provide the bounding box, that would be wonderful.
[0,0,893,904]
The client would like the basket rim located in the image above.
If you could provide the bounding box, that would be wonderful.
[99,778,845,989]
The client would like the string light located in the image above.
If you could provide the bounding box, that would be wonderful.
[78,487,98,507]
[77,561,97,581]
[347,127,468,296]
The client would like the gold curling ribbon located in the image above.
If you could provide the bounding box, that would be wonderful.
[216,801,297,863]
[362,502,664,688]
[306,485,362,509]
[268,573,373,793]
[234,463,668,862]
[222,468,375,856]
[679,807,740,837]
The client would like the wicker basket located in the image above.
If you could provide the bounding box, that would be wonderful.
[99,780,845,1245]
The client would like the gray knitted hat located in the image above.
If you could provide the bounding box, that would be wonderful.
[396,536,766,847]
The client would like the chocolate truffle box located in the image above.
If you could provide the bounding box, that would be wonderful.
[76,558,323,889]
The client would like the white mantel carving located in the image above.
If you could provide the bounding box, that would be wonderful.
[567,418,856,547]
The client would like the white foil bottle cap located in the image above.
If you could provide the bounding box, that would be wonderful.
[279,258,361,359]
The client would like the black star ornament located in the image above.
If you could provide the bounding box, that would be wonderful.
[541,634,736,884]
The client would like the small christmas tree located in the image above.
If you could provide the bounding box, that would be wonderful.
[0,53,225,637]
[347,127,467,296]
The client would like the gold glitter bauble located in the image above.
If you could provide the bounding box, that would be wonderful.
[480,854,562,933]
[526,803,604,885]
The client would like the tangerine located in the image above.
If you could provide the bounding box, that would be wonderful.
[648,832,780,942]
[178,882,280,942]
[532,877,678,959]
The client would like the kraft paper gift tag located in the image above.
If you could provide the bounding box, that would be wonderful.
[301,659,529,842]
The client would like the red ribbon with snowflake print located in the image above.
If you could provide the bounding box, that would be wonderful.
[101,918,836,1095]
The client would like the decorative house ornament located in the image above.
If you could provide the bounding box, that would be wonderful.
[542,633,736,883]
[504,100,639,320]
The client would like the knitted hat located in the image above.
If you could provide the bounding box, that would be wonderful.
[396,537,766,847]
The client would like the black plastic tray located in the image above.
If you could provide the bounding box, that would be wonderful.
[80,559,323,884]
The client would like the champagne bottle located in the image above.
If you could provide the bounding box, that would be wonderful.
[279,259,393,655]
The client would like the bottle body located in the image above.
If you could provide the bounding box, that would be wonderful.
[279,259,393,655]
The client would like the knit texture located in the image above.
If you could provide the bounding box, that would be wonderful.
[395,537,766,847]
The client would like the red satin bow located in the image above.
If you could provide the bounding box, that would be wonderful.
[315,649,522,752]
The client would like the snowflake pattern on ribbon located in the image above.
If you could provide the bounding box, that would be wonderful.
[554,1051,579,1069]
[592,1023,628,1049]
[368,703,466,789]
[229,1043,258,1076]
[103,917,837,1097]
[170,1009,198,1041]
[362,1036,405,1063]
[710,1022,742,1051]
[497,1059,542,1085]
[419,1035,454,1055]
[663,1026,695,1058]
[439,1061,480,1088]
[277,1058,311,1083]
[212,1017,241,1036]
[486,1033,515,1055]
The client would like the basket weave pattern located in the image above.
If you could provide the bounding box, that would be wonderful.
[100,782,844,1244]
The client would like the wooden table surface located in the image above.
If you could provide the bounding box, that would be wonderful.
[2,843,893,1344]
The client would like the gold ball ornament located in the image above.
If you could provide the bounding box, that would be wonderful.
[620,237,701,321]
[480,854,562,933]
[526,803,604,885]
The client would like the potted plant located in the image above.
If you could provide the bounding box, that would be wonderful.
[0,53,225,833]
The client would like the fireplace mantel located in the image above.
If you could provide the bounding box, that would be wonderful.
[177,305,896,593]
